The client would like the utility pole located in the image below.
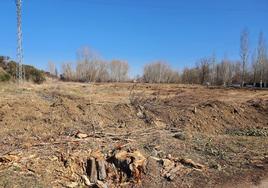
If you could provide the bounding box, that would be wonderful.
[16,0,25,82]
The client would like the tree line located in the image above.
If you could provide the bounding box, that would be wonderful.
[48,30,267,87]
[181,30,268,88]
[52,47,180,83]
[53,47,129,82]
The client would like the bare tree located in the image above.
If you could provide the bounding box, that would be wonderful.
[181,67,199,84]
[143,61,180,83]
[197,58,210,84]
[48,61,56,76]
[178,32,266,88]
[96,60,109,82]
[75,46,109,82]
[109,60,129,82]
[62,62,74,81]
[209,53,217,85]
[143,62,161,83]
[233,61,242,84]
[55,68,58,77]
[219,59,231,87]
[61,46,131,83]
[257,32,267,88]
[251,51,258,87]
[265,57,268,87]
[240,28,249,87]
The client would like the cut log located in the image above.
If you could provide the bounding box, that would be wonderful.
[96,159,107,180]
[112,149,146,182]
[86,157,98,183]
[179,158,204,170]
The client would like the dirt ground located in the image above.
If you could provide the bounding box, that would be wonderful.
[0,81,267,188]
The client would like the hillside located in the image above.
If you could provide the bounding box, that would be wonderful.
[0,56,46,83]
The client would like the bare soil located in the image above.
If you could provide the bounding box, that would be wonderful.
[0,81,267,188]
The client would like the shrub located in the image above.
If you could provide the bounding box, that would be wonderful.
[0,68,11,82]
[25,65,46,84]
[0,72,11,82]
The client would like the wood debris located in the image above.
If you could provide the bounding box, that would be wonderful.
[75,132,88,139]
[179,158,204,170]
[160,155,205,181]
[81,175,92,186]
[109,149,147,183]
[0,154,20,164]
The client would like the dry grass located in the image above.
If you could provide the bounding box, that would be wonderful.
[0,81,267,187]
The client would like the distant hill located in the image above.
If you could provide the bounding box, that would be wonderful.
[0,56,46,84]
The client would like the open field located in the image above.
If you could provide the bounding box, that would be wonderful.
[0,81,267,188]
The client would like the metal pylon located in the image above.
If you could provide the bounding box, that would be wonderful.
[16,0,24,82]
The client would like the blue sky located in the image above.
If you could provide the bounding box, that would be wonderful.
[0,0,267,76]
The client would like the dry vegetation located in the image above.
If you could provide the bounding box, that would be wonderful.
[0,81,267,188]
